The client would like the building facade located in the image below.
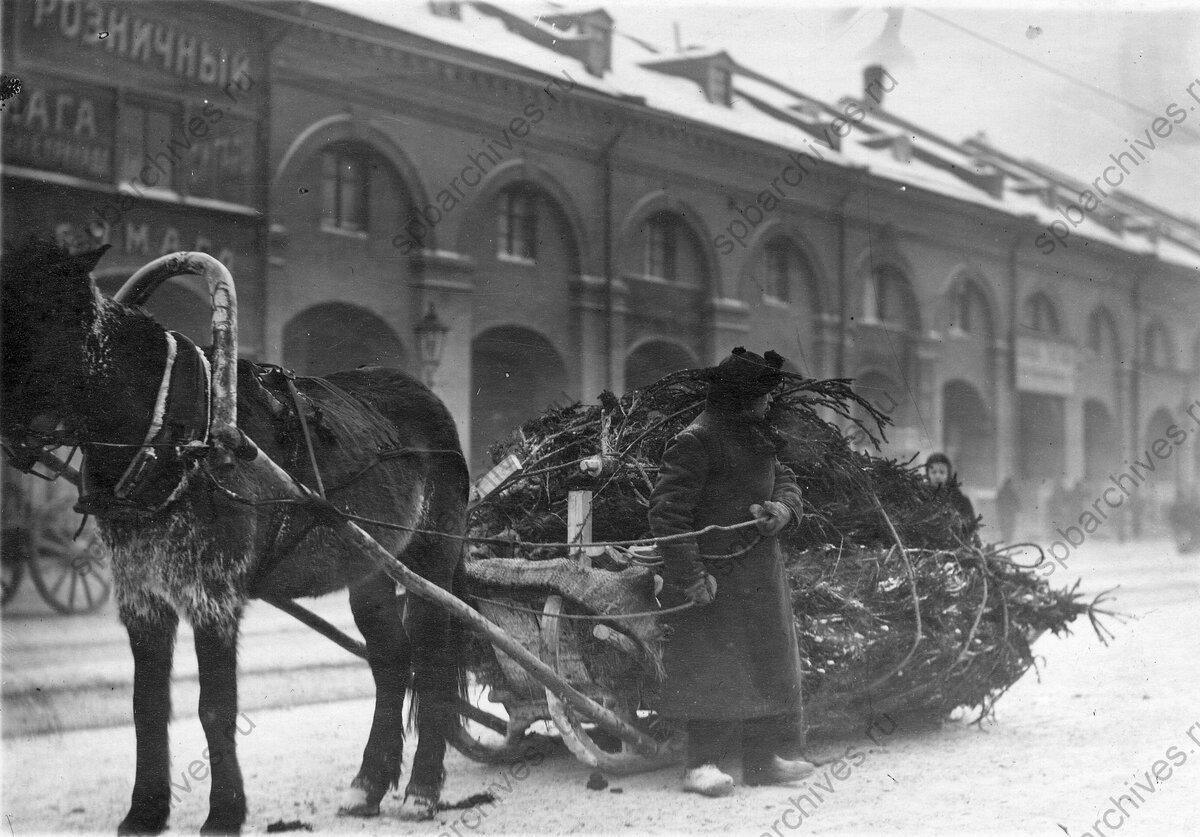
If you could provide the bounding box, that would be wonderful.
[3,0,1198,535]
[2,0,269,354]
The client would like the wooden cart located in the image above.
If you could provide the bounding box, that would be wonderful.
[2,460,111,613]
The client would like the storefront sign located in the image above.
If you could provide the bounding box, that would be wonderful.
[3,179,262,280]
[1,74,114,181]
[22,0,254,93]
[1017,336,1076,395]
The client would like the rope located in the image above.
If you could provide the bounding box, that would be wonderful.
[200,463,764,551]
[285,376,326,499]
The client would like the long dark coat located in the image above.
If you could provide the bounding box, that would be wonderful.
[648,409,803,720]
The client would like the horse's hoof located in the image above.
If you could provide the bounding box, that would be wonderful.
[398,791,439,822]
[336,786,381,818]
[199,820,242,837]
[117,810,168,835]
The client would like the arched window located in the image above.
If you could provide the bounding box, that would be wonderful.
[1023,292,1060,336]
[754,238,811,303]
[320,143,370,232]
[497,185,538,262]
[1144,321,1174,370]
[1087,308,1121,360]
[644,212,678,280]
[865,265,913,327]
[952,282,989,335]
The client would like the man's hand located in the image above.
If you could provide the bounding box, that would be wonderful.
[682,573,718,607]
[750,500,793,535]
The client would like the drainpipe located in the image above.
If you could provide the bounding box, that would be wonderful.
[599,122,626,390]
[1007,231,1023,482]
[835,175,865,379]
[1007,233,1022,396]
[1130,256,1150,537]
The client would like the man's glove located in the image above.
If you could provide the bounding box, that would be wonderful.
[750,500,793,536]
[682,573,718,607]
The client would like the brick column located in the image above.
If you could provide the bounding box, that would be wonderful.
[607,278,629,395]
[570,273,609,403]
[411,249,476,459]
[991,338,1015,482]
[916,338,942,454]
[813,313,841,379]
[707,297,751,364]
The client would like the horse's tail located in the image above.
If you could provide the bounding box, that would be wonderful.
[405,544,472,744]
[444,556,472,732]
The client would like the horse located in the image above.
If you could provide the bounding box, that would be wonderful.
[0,239,470,834]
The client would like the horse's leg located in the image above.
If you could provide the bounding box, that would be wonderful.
[338,572,411,818]
[194,617,247,835]
[399,590,460,821]
[118,598,179,836]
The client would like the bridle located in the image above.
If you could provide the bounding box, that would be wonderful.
[2,305,214,517]
[1,309,89,478]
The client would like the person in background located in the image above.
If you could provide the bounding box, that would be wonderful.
[924,452,978,535]
[1048,480,1069,535]
[1167,485,1200,554]
[996,475,1020,543]
[649,347,814,797]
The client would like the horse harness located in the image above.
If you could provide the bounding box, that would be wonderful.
[76,330,212,516]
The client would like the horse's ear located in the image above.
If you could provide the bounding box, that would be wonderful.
[67,244,111,276]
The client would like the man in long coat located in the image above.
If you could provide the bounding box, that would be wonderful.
[649,347,814,797]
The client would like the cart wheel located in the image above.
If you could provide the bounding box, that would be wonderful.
[1,530,27,605]
[541,596,685,775]
[448,693,560,764]
[28,516,111,614]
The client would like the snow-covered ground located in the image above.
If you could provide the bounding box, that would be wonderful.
[3,537,1198,836]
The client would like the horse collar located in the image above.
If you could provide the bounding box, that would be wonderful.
[78,331,212,516]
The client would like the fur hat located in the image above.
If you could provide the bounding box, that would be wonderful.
[704,347,786,407]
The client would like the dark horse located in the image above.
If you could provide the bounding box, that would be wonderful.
[0,240,470,833]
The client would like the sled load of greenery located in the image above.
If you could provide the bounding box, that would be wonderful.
[466,371,1113,733]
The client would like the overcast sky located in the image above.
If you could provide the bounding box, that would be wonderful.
[593,1,1200,222]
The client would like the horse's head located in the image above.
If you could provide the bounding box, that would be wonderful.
[1,237,109,453]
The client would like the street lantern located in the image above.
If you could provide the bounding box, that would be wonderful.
[414,303,449,387]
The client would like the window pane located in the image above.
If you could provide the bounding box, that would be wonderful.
[339,155,365,230]
[146,108,175,188]
[876,273,890,321]
[498,190,535,259]
[321,151,337,223]
[520,195,537,260]
[117,104,146,184]
[184,114,255,206]
[958,289,972,332]
[646,218,665,277]
[662,223,676,280]
[497,191,512,254]
[765,243,788,300]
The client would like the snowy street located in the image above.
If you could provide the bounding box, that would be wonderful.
[4,537,1198,836]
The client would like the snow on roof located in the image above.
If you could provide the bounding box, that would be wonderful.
[312,0,1200,273]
